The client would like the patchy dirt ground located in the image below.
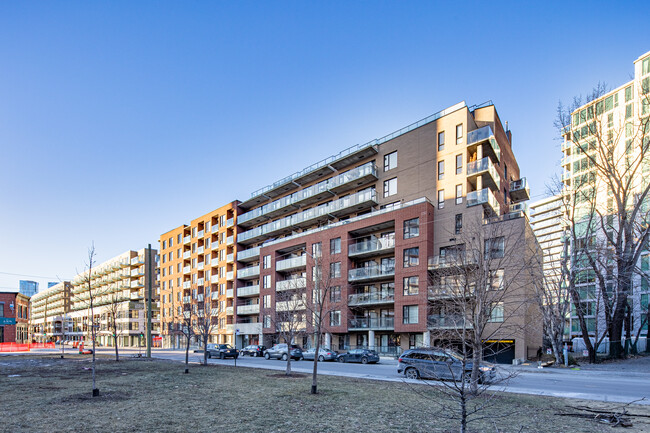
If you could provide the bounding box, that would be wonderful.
[2,354,650,433]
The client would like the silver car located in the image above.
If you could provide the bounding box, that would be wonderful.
[302,347,338,362]
[397,348,496,383]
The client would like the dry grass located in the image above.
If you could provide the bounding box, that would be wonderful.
[1,355,649,433]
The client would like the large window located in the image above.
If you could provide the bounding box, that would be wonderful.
[455,214,462,235]
[330,262,341,278]
[263,255,271,269]
[384,151,397,171]
[330,310,341,327]
[485,237,505,259]
[403,305,419,324]
[403,247,419,268]
[489,303,504,322]
[438,189,445,209]
[438,131,445,151]
[403,276,419,295]
[456,154,463,175]
[330,286,341,303]
[384,178,397,197]
[455,184,463,205]
[404,218,419,239]
[438,160,445,180]
[488,269,504,290]
[456,124,463,144]
[330,237,341,254]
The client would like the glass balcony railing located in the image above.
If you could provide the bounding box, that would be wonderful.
[276,277,306,291]
[237,285,260,297]
[328,188,377,215]
[183,266,191,274]
[238,226,265,243]
[328,162,377,191]
[197,230,204,238]
[349,317,394,330]
[226,236,234,245]
[226,271,234,280]
[183,251,191,259]
[276,255,307,271]
[466,188,500,215]
[466,157,500,190]
[183,236,191,244]
[347,292,395,305]
[467,125,500,161]
[226,218,234,228]
[197,246,205,254]
[183,281,191,289]
[348,237,395,256]
[237,265,260,280]
[237,246,261,262]
[509,178,530,202]
[348,264,395,281]
[210,275,219,284]
[427,314,470,329]
[236,304,260,315]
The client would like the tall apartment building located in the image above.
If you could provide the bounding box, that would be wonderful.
[561,51,650,341]
[159,203,237,347]
[29,281,71,343]
[19,280,39,298]
[67,248,160,347]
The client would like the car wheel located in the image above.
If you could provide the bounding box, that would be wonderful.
[281,353,288,361]
[253,352,257,357]
[405,367,420,380]
[207,353,211,359]
[220,353,225,360]
[318,355,324,362]
[337,357,345,363]
[361,357,368,364]
[264,353,270,360]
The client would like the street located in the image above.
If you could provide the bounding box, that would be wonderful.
[85,347,650,405]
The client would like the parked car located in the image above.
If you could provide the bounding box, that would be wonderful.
[397,347,496,383]
[264,343,303,361]
[206,344,239,359]
[240,344,267,357]
[302,347,338,362]
[336,349,379,364]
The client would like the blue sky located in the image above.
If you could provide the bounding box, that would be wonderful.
[1,1,648,291]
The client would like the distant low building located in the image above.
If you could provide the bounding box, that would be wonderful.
[0,290,30,343]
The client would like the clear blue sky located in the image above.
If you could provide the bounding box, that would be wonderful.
[1,1,648,292]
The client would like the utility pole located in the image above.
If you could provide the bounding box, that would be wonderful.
[146,244,153,358]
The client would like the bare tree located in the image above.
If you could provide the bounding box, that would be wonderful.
[195,290,218,366]
[177,302,195,374]
[423,213,540,432]
[106,293,121,362]
[78,243,100,396]
[557,82,650,358]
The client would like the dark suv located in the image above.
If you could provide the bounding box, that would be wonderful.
[264,343,303,361]
[206,344,239,359]
[241,344,267,357]
[397,348,496,383]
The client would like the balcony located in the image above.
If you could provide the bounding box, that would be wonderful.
[276,277,306,291]
[347,292,394,306]
[263,194,296,219]
[238,226,266,245]
[197,278,204,286]
[197,230,204,238]
[348,317,394,330]
[130,268,145,277]
[328,162,378,195]
[212,225,220,233]
[226,288,234,298]
[183,266,191,274]
[183,296,191,304]
[466,157,500,192]
[197,293,204,302]
[233,322,262,335]
[237,246,260,263]
[226,253,234,263]
[197,262,204,271]
[130,279,144,288]
[236,304,260,315]
[510,178,530,203]
[183,281,191,289]
[226,271,234,280]
[225,306,234,315]
[466,125,501,162]
[348,264,395,282]
[237,265,259,280]
[292,181,333,208]
[183,251,191,259]
[197,246,205,255]
[328,188,377,218]
[276,255,307,272]
[226,236,234,246]
[276,296,307,311]
[210,275,219,284]
[427,314,471,329]
[427,255,479,271]
[466,188,500,216]
[211,292,219,300]
[290,204,330,229]
[348,237,395,258]
[211,258,219,267]
[226,218,234,228]
[183,235,191,245]
[237,206,267,228]
[428,283,475,299]
[131,256,144,265]
[237,285,260,297]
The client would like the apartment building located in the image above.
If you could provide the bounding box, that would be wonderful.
[158,203,237,347]
[0,291,30,343]
[67,248,160,347]
[561,51,650,341]
[235,101,540,362]
[29,282,71,343]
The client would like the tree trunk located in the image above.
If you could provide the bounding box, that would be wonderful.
[311,327,321,394]
[285,356,292,376]
[185,337,190,374]
[114,334,119,362]
[551,340,562,366]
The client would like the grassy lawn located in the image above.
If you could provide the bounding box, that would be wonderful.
[1,355,649,433]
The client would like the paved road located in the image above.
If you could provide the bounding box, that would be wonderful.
[86,347,650,405]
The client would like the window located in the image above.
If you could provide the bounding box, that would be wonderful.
[263,315,271,328]
[438,160,445,180]
[263,295,271,308]
[330,238,341,254]
[456,124,463,144]
[488,269,504,290]
[403,305,419,324]
[403,218,419,239]
[330,262,341,278]
[312,242,322,258]
[177,234,181,244]
[330,311,341,327]
[403,276,419,295]
[263,275,271,289]
[263,255,271,269]
[169,237,173,247]
[162,240,167,250]
[384,178,397,197]
[438,131,445,151]
[403,247,419,268]
[384,151,397,171]
[625,85,634,102]
[485,237,505,259]
[643,57,650,76]
[438,189,445,209]
[455,214,462,234]
[455,154,463,175]
[626,104,634,120]
[455,184,463,205]
[330,286,341,302]
[489,303,504,322]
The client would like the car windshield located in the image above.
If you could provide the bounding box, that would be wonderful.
[446,350,464,362]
